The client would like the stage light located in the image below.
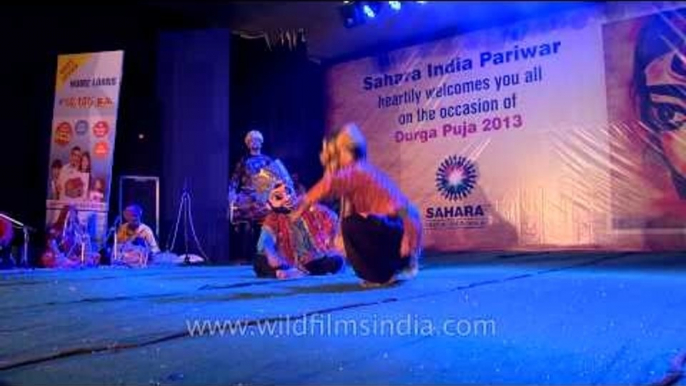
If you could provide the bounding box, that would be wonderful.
[362,4,376,18]
[389,1,401,11]
[339,2,363,28]
[338,1,388,28]
[417,1,427,3]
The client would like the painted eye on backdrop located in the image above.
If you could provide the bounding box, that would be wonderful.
[671,52,686,79]
[647,102,686,132]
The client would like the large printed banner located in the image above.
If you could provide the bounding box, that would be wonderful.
[327,4,686,251]
[46,51,124,248]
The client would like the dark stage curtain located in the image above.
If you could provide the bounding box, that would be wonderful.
[228,30,326,263]
[229,31,326,190]
[157,29,231,265]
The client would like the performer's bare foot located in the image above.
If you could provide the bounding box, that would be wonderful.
[360,276,398,288]
[276,267,306,279]
[360,262,418,288]
[396,258,419,281]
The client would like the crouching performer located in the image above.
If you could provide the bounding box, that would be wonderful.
[290,123,422,287]
[254,173,344,279]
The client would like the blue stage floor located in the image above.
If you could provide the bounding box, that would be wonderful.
[0,252,684,385]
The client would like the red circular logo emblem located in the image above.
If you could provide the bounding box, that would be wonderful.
[93,121,109,138]
[93,141,109,158]
[54,122,73,146]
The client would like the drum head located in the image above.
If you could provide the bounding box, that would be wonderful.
[252,159,294,195]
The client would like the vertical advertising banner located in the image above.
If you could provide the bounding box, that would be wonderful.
[46,51,124,248]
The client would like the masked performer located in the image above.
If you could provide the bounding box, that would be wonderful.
[291,123,422,287]
[254,165,344,279]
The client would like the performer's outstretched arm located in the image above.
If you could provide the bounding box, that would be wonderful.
[291,169,354,220]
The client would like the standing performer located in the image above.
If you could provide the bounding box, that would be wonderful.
[291,123,422,287]
[228,130,273,262]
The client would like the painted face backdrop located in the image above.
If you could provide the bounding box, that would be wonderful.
[604,9,686,250]
[46,51,124,248]
[326,4,686,251]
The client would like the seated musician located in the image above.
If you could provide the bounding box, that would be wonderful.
[114,204,160,267]
[254,179,345,279]
[0,213,15,269]
[41,205,100,269]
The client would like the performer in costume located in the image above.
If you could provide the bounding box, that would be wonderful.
[228,130,273,262]
[254,173,344,279]
[291,123,422,287]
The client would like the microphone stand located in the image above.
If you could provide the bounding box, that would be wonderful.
[0,212,35,268]
[105,216,122,264]
[165,180,209,264]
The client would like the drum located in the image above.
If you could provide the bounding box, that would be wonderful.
[118,243,149,267]
[230,159,293,224]
[252,159,293,195]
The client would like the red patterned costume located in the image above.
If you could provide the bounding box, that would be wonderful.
[260,204,340,269]
[254,178,344,279]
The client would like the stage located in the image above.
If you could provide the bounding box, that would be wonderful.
[0,251,684,385]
